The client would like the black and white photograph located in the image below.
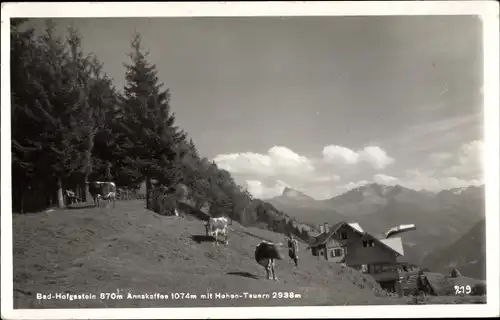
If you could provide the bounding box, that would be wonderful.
[1,2,499,319]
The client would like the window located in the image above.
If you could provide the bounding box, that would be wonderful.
[361,264,368,273]
[362,240,375,248]
[381,264,395,272]
[370,262,396,273]
[330,248,343,257]
[339,232,348,240]
[372,263,392,273]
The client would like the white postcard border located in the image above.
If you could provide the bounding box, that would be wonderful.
[1,1,499,319]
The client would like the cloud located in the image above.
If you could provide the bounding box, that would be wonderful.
[399,169,482,191]
[427,139,483,180]
[380,113,482,154]
[394,140,484,191]
[322,145,360,165]
[428,152,453,165]
[337,180,370,192]
[214,144,393,191]
[214,140,483,200]
[359,146,395,170]
[445,140,483,177]
[311,174,341,183]
[373,173,399,185]
[243,180,288,199]
[322,145,394,170]
[213,143,396,199]
[213,145,315,177]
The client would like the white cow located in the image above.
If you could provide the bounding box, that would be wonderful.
[205,216,229,245]
[87,181,117,208]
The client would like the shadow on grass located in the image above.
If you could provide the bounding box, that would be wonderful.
[240,230,272,243]
[191,235,215,244]
[14,288,32,296]
[226,271,259,280]
[13,203,95,215]
[66,203,96,210]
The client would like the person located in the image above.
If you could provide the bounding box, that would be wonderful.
[416,269,427,296]
[287,234,299,267]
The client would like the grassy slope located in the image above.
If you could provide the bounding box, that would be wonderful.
[12,200,485,309]
[13,200,399,309]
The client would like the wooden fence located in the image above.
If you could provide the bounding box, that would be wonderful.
[147,187,178,216]
[147,187,213,220]
[116,189,146,201]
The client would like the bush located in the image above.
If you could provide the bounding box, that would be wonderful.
[449,268,461,278]
[471,283,486,296]
[149,187,178,216]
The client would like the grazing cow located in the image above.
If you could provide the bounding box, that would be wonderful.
[287,235,299,267]
[87,181,117,208]
[205,216,229,245]
[254,240,285,281]
[65,189,80,205]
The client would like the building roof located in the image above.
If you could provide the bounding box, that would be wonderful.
[379,237,405,256]
[308,221,404,257]
[361,232,404,257]
[308,221,363,247]
[348,222,364,233]
[385,224,416,239]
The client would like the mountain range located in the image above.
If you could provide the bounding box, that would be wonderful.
[267,183,485,265]
[421,218,486,280]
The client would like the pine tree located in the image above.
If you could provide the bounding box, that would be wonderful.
[119,33,186,206]
[65,25,118,200]
[11,18,40,212]
[11,20,88,209]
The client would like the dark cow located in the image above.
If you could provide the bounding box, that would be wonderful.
[254,240,285,281]
[205,216,229,245]
[87,181,116,208]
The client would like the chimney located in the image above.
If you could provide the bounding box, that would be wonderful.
[324,222,329,233]
[319,225,325,234]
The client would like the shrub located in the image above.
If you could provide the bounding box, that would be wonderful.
[449,268,461,278]
[471,283,486,296]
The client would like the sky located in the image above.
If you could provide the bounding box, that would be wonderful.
[26,16,484,200]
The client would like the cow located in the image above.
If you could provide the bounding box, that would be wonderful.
[254,240,285,281]
[64,189,81,205]
[86,181,117,208]
[205,216,229,245]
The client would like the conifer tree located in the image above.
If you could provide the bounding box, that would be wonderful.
[12,20,86,209]
[11,18,39,212]
[119,33,186,206]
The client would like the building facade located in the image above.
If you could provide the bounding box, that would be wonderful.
[308,221,405,293]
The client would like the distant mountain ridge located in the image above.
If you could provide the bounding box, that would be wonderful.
[280,187,316,202]
[421,218,486,280]
[267,183,485,264]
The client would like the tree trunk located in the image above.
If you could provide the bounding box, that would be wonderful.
[83,129,96,203]
[105,161,112,181]
[56,177,64,208]
[20,184,25,214]
[146,177,152,209]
